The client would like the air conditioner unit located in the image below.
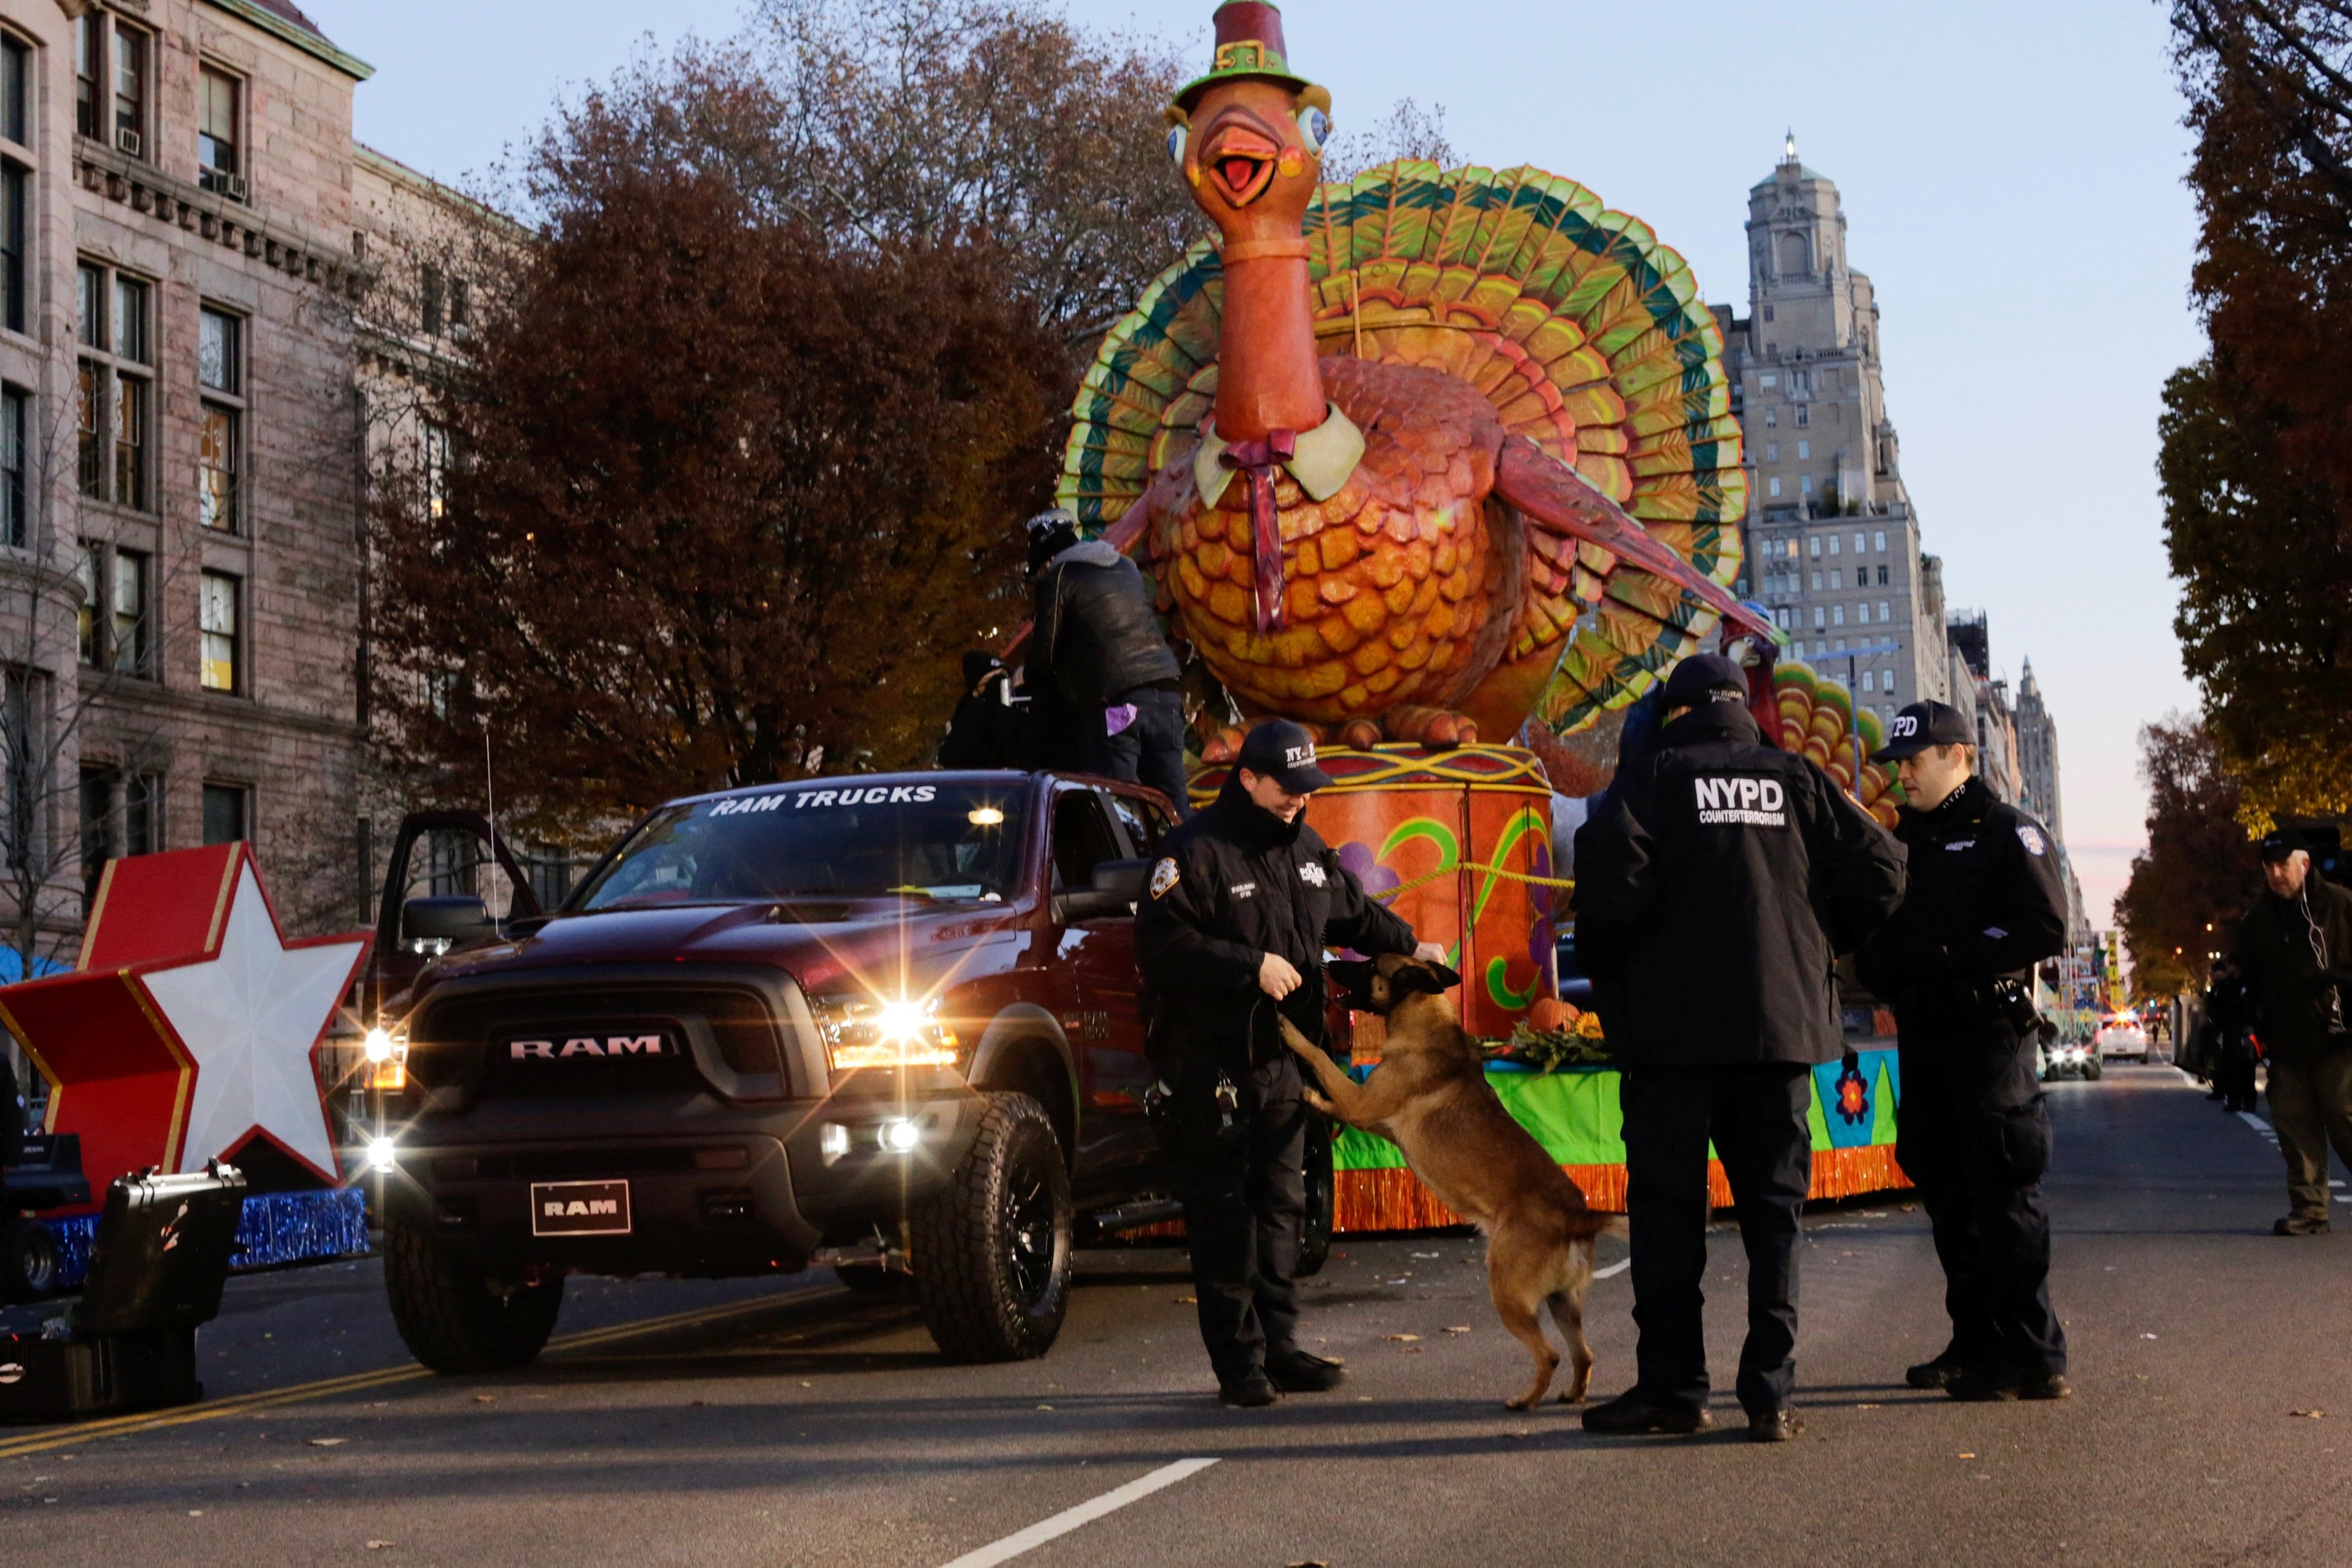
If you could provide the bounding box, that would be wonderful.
[114,126,141,158]
[224,173,247,203]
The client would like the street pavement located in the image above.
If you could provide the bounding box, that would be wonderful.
[1,1063,2347,1567]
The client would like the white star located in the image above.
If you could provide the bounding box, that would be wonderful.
[139,864,366,1181]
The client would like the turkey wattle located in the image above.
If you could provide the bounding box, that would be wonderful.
[1062,1,1767,754]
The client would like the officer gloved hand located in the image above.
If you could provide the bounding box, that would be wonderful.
[1259,952,1304,1000]
[1412,942,1449,965]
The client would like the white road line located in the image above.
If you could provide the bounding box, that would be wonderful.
[2239,1111,2276,1137]
[1592,1258,1631,1280]
[937,1458,1220,1568]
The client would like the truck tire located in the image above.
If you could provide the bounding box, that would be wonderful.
[1,1219,57,1302]
[383,1220,564,1374]
[911,1093,1072,1362]
[1298,1116,1336,1278]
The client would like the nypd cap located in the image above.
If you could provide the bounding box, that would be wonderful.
[1235,719,1334,793]
[1872,700,1973,762]
[1663,653,1749,709]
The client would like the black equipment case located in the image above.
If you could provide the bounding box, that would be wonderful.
[0,1161,245,1422]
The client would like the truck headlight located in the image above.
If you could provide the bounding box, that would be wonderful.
[366,1026,410,1090]
[815,995,961,1071]
[367,1136,399,1173]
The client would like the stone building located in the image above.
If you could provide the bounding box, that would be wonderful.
[2012,657,2063,842]
[0,0,381,970]
[1713,136,1955,732]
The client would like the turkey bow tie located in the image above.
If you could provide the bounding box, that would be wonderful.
[1221,430,1298,635]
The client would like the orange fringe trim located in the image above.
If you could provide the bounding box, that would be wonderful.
[1332,1145,1913,1232]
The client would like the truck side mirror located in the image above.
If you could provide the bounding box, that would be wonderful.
[1052,858,1151,924]
[403,895,495,946]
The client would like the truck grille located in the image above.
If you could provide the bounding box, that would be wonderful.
[406,983,789,1101]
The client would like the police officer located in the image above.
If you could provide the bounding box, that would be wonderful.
[2231,829,2352,1235]
[1859,699,2072,1401]
[1574,655,1906,1442]
[1136,719,1437,1407]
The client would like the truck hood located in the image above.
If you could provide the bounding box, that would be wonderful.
[413,898,1033,1001]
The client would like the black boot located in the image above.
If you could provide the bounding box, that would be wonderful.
[1905,1346,1978,1390]
[1947,1363,2070,1402]
[1582,1389,1712,1435]
[1218,1368,1279,1408]
[1266,1346,1346,1392]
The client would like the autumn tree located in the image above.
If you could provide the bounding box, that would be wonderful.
[2162,3,2352,821]
[371,160,1064,841]
[2116,716,2263,997]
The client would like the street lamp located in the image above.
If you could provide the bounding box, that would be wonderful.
[1828,638,1904,802]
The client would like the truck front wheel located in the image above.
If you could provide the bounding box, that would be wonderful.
[384,1220,565,1374]
[911,1093,1073,1362]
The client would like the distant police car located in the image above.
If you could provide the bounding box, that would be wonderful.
[2093,1010,2150,1063]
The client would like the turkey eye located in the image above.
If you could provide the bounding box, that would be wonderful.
[1168,125,1187,166]
[1296,106,1330,155]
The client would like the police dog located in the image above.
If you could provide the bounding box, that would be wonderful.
[1278,954,1617,1410]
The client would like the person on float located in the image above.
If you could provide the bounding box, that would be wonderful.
[1023,507,1191,817]
[1136,718,1441,1407]
[1574,653,1905,1441]
[1859,700,2072,1400]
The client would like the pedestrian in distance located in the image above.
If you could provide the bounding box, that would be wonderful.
[1573,654,1906,1442]
[1859,700,2072,1402]
[1022,508,1193,818]
[2230,829,2352,1236]
[2203,957,2259,1116]
[1135,719,1444,1408]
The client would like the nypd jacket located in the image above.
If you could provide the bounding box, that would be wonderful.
[1572,701,1907,1067]
[1857,775,2068,1040]
[1136,776,1417,1072]
[1027,539,1182,709]
[2231,875,2352,1058]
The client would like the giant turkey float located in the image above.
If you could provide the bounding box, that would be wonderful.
[1059,1,1911,1225]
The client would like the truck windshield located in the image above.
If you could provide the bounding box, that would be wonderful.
[571,783,1030,911]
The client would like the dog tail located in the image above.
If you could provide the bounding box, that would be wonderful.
[1563,1209,1627,1244]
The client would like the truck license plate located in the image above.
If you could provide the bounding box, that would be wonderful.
[530,1180,632,1236]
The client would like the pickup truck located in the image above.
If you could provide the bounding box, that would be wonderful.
[364,770,1336,1372]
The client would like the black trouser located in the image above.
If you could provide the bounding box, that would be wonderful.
[1619,1063,1813,1416]
[1895,1021,2067,1374]
[2266,1045,2352,1221]
[1074,686,1192,819]
[1172,1052,1305,1384]
[2217,1043,2259,1114]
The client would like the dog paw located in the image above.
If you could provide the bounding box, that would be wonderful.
[1504,1395,1537,1412]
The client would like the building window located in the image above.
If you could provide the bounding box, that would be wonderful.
[200,309,245,533]
[111,546,147,675]
[201,782,247,846]
[1877,565,1889,586]
[1764,442,1777,462]
[1764,409,1776,428]
[198,66,243,197]
[1861,671,1876,693]
[422,266,445,336]
[0,162,22,337]
[1801,474,1813,497]
[1797,440,1810,461]
[0,33,26,150]
[1812,605,1825,629]
[1828,533,1841,555]
[1808,535,1820,559]
[76,264,152,510]
[1829,567,1842,589]
[1833,604,1847,626]
[1767,475,1781,499]
[1795,405,1810,428]
[126,772,158,856]
[0,385,20,547]
[111,22,145,158]
[200,570,240,692]
[1762,304,1775,323]
[74,17,99,140]
[79,767,111,912]
[1879,600,1891,622]
[1873,530,1887,552]
[76,544,98,663]
[1853,531,1866,555]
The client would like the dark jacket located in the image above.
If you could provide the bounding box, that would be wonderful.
[2232,874,2352,1058]
[1572,700,1907,1067]
[1136,776,1416,1073]
[1857,775,2069,1042]
[1028,540,1182,709]
[938,666,1035,769]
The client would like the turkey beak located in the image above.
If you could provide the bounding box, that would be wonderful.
[1202,120,1281,209]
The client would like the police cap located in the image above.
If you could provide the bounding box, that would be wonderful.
[1235,719,1335,793]
[1662,653,1748,709]
[1872,700,1973,762]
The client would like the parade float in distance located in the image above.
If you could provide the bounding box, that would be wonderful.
[1059,0,1913,1227]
